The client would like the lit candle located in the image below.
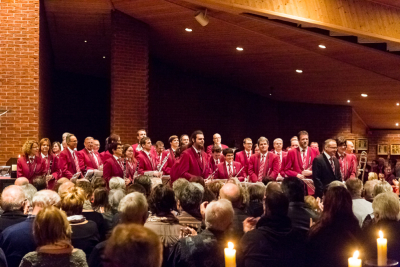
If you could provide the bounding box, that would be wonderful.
[18,154,20,158]
[377,230,387,266]
[11,165,17,171]
[224,242,236,267]
[348,250,361,267]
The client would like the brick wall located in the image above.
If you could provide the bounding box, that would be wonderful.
[0,0,40,164]
[110,10,149,144]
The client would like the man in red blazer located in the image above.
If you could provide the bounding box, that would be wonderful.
[215,148,246,181]
[162,135,179,175]
[271,138,288,178]
[284,130,319,180]
[248,137,279,182]
[346,140,355,154]
[336,136,357,181]
[180,134,189,147]
[208,146,225,177]
[58,134,82,179]
[178,130,209,180]
[235,138,253,176]
[132,129,156,159]
[77,137,103,175]
[103,142,125,183]
[206,133,228,157]
[137,137,162,177]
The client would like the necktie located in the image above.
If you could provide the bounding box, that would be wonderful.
[91,152,99,168]
[302,150,307,169]
[198,152,202,163]
[149,154,155,170]
[330,157,335,174]
[118,158,124,170]
[228,163,233,178]
[29,156,34,164]
[339,155,345,178]
[247,152,250,159]
[72,152,80,174]
[258,155,266,181]
[277,153,281,170]
[216,159,219,165]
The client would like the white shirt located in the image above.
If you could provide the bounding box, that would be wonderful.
[68,147,76,158]
[260,152,268,162]
[136,144,143,152]
[323,151,333,162]
[41,153,48,159]
[245,150,252,159]
[88,149,99,167]
[214,158,220,165]
[225,161,234,169]
[275,150,283,162]
[300,147,308,161]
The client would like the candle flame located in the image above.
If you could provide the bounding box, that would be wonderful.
[353,250,359,259]
[228,242,234,249]
[379,230,383,238]
[18,154,20,158]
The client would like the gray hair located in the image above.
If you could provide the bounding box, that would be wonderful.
[32,190,61,208]
[205,199,234,231]
[373,181,392,197]
[1,185,26,211]
[21,184,37,206]
[172,178,189,199]
[328,181,346,190]
[364,180,380,201]
[109,189,126,211]
[257,136,269,146]
[324,139,336,149]
[192,182,204,194]
[109,177,126,190]
[273,138,283,145]
[372,192,400,222]
[62,132,70,140]
[178,183,203,212]
[118,192,148,224]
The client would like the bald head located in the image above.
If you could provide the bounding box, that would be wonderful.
[14,177,29,186]
[58,181,74,196]
[1,185,25,212]
[220,183,241,208]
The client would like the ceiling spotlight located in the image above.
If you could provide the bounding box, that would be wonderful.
[269,93,272,96]
[185,28,192,32]
[318,44,326,49]
[84,40,87,43]
[397,103,399,106]
[236,47,243,51]
[194,10,209,27]
[397,123,399,126]
[296,69,303,73]
[361,94,368,97]
[347,100,350,103]
[103,56,106,59]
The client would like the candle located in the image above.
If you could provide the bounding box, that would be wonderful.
[224,242,236,267]
[377,230,387,266]
[348,250,361,267]
[18,154,20,158]
[12,165,17,171]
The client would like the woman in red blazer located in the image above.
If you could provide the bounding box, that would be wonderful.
[39,138,60,189]
[122,144,137,185]
[17,140,44,183]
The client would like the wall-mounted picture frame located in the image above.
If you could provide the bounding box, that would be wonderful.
[391,144,400,155]
[357,138,368,152]
[377,144,389,155]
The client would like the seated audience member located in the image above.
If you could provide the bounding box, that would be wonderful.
[306,186,362,267]
[14,177,29,186]
[126,183,146,195]
[108,177,125,192]
[206,180,224,199]
[144,184,181,262]
[104,224,162,267]
[0,185,27,234]
[17,140,44,182]
[0,190,61,267]
[220,183,248,239]
[21,184,37,214]
[373,180,393,197]
[281,177,318,233]
[363,192,400,263]
[109,189,126,215]
[53,178,70,193]
[60,186,100,259]
[103,143,124,183]
[265,181,282,195]
[92,188,113,231]
[364,180,380,202]
[176,183,203,231]
[88,192,149,267]
[134,175,152,198]
[304,195,321,215]
[240,191,306,267]
[92,178,107,190]
[172,178,190,200]
[246,184,264,218]
[19,206,88,267]
[215,148,245,181]
[368,172,378,181]
[346,178,373,227]
[32,177,47,191]
[168,199,234,267]
[384,165,396,185]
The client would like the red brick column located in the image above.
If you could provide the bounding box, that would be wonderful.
[0,0,39,164]
[111,10,149,144]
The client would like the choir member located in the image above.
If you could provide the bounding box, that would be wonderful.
[271,138,287,177]
[235,138,253,176]
[170,145,189,183]
[132,129,155,158]
[346,140,355,154]
[310,142,318,150]
[178,130,209,180]
[154,141,166,168]
[52,142,62,156]
[248,137,279,182]
[137,137,162,177]
[77,137,103,175]
[162,135,178,175]
[180,134,189,146]
[103,143,124,183]
[17,140,44,182]
[335,136,357,181]
[253,144,260,154]
[100,134,120,162]
[58,133,82,179]
[93,139,100,153]
[284,131,319,193]
[122,144,137,184]
[60,132,70,151]
[206,133,228,157]
[208,146,224,176]
[215,148,246,181]
[38,138,60,189]
[290,139,299,150]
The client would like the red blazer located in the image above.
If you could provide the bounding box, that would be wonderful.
[207,155,225,176]
[281,154,288,177]
[215,161,246,181]
[284,147,319,178]
[248,152,279,182]
[17,155,44,182]
[58,149,80,179]
[206,144,228,157]
[178,147,209,180]
[103,156,124,182]
[77,148,102,174]
[124,158,137,182]
[162,148,176,175]
[337,153,357,180]
[132,144,156,160]
[99,150,112,163]
[137,151,157,175]
[39,154,60,189]
[170,158,184,183]
[235,150,253,176]
[271,151,288,175]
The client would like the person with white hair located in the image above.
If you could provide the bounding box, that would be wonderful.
[373,180,393,197]
[0,185,27,234]
[109,177,126,191]
[346,178,373,227]
[363,179,380,203]
[363,192,400,263]
[0,190,61,267]
[168,199,234,267]
[21,184,37,214]
[176,183,203,231]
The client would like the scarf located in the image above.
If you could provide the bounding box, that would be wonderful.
[37,240,74,254]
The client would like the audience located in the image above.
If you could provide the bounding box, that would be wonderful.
[19,206,88,267]
[172,178,190,199]
[20,184,37,214]
[32,177,47,191]
[176,183,203,232]
[245,184,264,218]
[0,185,27,234]
[126,183,146,195]
[92,178,107,190]
[364,179,380,202]
[134,175,152,198]
[14,177,29,186]
[109,190,125,215]
[346,178,373,226]
[92,188,113,231]
[53,178,70,194]
[373,180,393,196]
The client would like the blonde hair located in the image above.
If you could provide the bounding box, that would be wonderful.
[60,186,86,216]
[38,138,51,155]
[34,206,71,247]
[372,192,400,222]
[368,172,378,181]
[22,140,39,157]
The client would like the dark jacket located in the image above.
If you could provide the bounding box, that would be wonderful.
[312,153,342,198]
[287,202,319,234]
[231,207,248,240]
[240,214,306,267]
[0,210,27,235]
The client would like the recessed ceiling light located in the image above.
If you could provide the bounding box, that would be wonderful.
[347,100,350,103]
[318,44,326,49]
[84,40,87,43]
[269,93,272,96]
[397,123,399,126]
[361,94,368,97]
[236,47,243,51]
[103,56,106,59]
[296,69,303,73]
[185,28,192,32]
[397,103,399,106]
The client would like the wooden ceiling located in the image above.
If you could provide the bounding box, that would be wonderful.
[44,0,400,129]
